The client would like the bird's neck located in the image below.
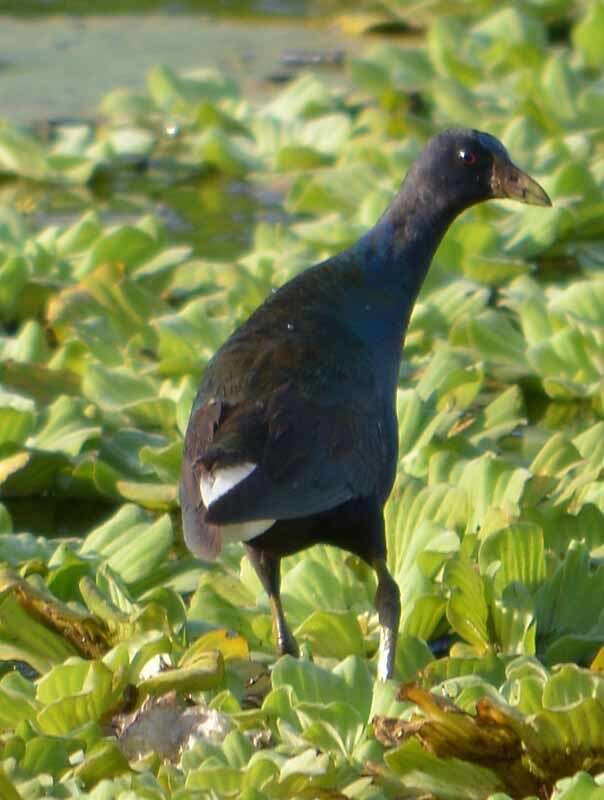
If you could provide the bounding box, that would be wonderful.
[357,183,460,307]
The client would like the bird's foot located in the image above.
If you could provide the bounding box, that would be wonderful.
[373,558,401,681]
[377,625,396,681]
[269,596,299,657]
[276,625,300,658]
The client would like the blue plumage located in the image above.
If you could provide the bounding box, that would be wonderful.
[181,128,551,679]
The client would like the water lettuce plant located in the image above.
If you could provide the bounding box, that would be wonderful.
[1,1,604,797]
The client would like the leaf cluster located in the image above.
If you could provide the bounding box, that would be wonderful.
[1,1,604,797]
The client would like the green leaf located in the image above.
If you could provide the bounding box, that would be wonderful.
[0,255,29,317]
[0,124,50,181]
[423,651,507,689]
[552,771,604,799]
[386,509,459,633]
[299,701,365,758]
[298,113,352,155]
[450,309,528,375]
[80,506,173,584]
[286,163,378,216]
[139,440,182,483]
[147,64,238,111]
[56,210,102,256]
[0,767,21,800]
[543,664,604,709]
[491,589,536,657]
[394,636,434,684]
[535,541,604,663]
[275,144,329,171]
[385,738,504,799]
[0,391,36,446]
[294,610,365,659]
[0,447,70,497]
[264,74,334,121]
[198,128,258,177]
[73,739,131,790]
[29,396,101,457]
[0,532,58,566]
[21,736,72,778]
[271,655,373,723]
[153,313,206,375]
[36,658,118,735]
[80,226,158,274]
[530,433,583,479]
[0,671,38,731]
[572,1,604,68]
[457,455,531,533]
[280,552,372,626]
[401,593,447,641]
[138,653,224,698]
[0,588,78,673]
[478,523,546,595]
[82,364,157,410]
[2,320,49,364]
[445,557,490,652]
[185,766,242,794]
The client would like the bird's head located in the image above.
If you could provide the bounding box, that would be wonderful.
[411,128,551,213]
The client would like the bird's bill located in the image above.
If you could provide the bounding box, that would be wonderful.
[491,160,552,206]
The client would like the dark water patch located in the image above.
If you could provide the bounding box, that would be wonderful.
[4,495,118,537]
[1,168,290,262]
[524,387,596,432]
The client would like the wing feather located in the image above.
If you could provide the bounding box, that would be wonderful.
[180,270,392,557]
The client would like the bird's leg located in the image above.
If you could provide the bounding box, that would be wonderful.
[245,545,299,657]
[373,557,401,681]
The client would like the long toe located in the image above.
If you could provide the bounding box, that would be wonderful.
[374,559,401,680]
[377,625,396,681]
[276,622,300,658]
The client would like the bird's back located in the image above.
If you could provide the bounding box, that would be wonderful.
[181,250,403,559]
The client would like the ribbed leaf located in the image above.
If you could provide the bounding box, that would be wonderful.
[478,523,546,595]
[445,558,490,652]
[385,739,504,800]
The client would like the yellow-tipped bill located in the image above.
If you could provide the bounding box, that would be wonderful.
[491,160,552,206]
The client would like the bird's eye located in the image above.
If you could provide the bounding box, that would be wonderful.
[458,149,477,165]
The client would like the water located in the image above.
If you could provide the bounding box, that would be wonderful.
[0,2,359,534]
[0,1,344,18]
[0,4,358,261]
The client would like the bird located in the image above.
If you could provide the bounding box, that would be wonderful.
[180,128,551,680]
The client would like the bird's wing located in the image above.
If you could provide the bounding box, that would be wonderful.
[180,398,224,560]
[180,311,389,557]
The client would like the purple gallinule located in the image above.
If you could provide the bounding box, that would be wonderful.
[181,128,551,679]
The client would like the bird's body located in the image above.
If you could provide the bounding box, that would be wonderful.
[181,128,551,679]
[183,252,401,552]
